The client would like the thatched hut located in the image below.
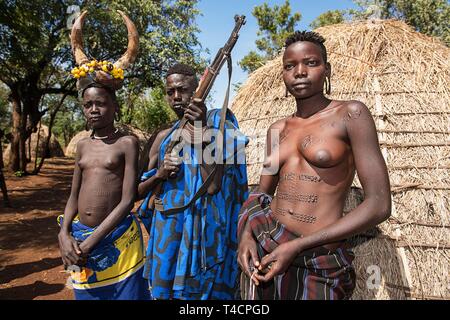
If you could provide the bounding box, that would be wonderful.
[3,124,64,164]
[232,20,449,300]
[65,130,90,158]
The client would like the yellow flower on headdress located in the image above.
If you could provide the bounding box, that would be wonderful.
[70,60,126,80]
[70,10,138,91]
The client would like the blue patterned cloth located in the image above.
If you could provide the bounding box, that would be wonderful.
[138,109,248,300]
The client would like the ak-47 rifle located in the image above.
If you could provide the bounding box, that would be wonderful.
[166,14,246,173]
[151,15,246,215]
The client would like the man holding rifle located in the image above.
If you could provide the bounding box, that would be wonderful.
[137,63,248,300]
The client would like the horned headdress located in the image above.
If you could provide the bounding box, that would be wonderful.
[70,10,139,94]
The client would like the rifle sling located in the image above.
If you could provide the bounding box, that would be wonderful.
[154,55,233,216]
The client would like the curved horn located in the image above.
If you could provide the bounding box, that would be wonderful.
[70,10,90,66]
[114,10,139,69]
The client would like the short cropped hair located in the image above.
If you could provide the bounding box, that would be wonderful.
[167,63,197,77]
[166,63,198,87]
[285,31,328,63]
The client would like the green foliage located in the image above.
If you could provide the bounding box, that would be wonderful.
[128,86,176,133]
[239,0,301,73]
[41,96,85,148]
[232,81,243,93]
[308,1,449,46]
[14,170,25,177]
[0,0,206,91]
[310,10,346,29]
[0,0,206,170]
[0,1,71,87]
[350,0,450,45]
[238,51,266,74]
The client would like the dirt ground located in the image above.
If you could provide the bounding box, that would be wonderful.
[0,157,148,300]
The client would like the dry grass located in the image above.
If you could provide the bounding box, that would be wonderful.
[64,130,90,157]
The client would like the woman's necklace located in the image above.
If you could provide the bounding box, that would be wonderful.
[93,128,119,140]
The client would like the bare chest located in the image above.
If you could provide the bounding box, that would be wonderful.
[78,142,124,171]
[278,115,350,168]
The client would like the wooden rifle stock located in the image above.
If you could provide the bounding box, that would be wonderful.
[194,14,246,103]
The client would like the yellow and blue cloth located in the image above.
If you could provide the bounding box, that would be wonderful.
[57,214,151,300]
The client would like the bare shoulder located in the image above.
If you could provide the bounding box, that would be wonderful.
[340,100,379,143]
[117,135,139,151]
[151,128,171,148]
[77,136,91,146]
[156,128,171,141]
[75,137,91,153]
[267,117,288,132]
[342,100,372,118]
[147,127,172,157]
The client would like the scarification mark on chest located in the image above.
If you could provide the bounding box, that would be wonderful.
[275,207,317,224]
[85,205,108,214]
[276,191,318,204]
[279,128,290,144]
[93,189,112,197]
[279,172,322,183]
[302,135,313,150]
[301,135,325,151]
[103,175,117,183]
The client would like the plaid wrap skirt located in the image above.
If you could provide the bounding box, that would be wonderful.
[238,193,356,300]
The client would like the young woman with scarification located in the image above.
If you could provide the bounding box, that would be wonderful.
[237,31,391,300]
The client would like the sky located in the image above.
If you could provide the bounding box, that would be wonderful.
[196,0,358,107]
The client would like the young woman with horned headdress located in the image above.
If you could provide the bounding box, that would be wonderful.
[57,10,150,300]
[237,31,391,300]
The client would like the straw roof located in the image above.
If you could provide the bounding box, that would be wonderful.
[231,20,449,300]
[65,130,90,158]
[3,125,64,164]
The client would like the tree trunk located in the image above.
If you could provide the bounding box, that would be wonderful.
[32,92,70,175]
[9,83,43,173]
[33,120,43,172]
[9,87,22,172]
[0,129,11,207]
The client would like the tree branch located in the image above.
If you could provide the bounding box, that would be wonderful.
[40,87,77,96]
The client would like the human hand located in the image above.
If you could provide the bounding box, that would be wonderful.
[185,98,207,126]
[237,231,261,285]
[58,231,84,267]
[156,153,182,180]
[253,241,299,283]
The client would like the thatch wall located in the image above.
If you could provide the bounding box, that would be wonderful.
[232,20,449,300]
[3,125,64,164]
[65,130,91,158]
